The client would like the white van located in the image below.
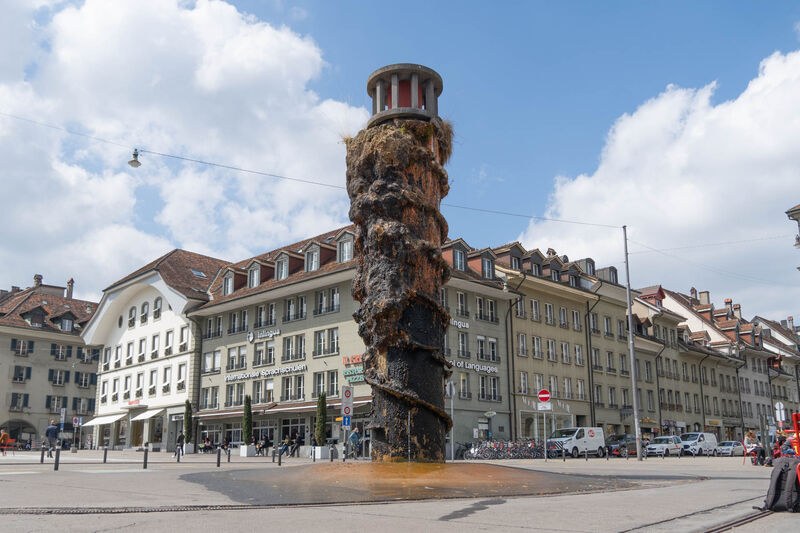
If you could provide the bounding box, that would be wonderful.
[548,427,606,458]
[680,432,718,456]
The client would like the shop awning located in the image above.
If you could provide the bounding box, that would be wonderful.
[81,413,126,427]
[130,409,164,422]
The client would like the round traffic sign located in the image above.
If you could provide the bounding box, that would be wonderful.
[343,406,351,416]
[537,389,551,402]
[344,388,352,399]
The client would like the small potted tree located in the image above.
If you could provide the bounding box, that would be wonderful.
[240,394,256,457]
[183,400,194,454]
[314,392,328,459]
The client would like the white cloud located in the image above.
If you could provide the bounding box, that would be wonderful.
[0,0,367,299]
[519,50,800,320]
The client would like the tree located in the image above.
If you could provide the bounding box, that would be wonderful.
[184,400,193,444]
[315,392,327,447]
[243,395,253,444]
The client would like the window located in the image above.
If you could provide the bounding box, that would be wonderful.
[227,346,247,370]
[608,387,617,407]
[572,310,582,331]
[590,312,599,333]
[618,319,627,339]
[284,296,307,322]
[604,316,612,336]
[549,375,559,398]
[619,354,628,374]
[203,350,221,373]
[201,387,219,409]
[560,342,570,364]
[282,334,306,362]
[591,347,600,369]
[606,351,615,372]
[574,344,584,366]
[530,299,540,321]
[140,302,149,324]
[479,375,499,401]
[49,368,69,386]
[454,249,466,271]
[11,338,34,356]
[533,336,542,358]
[150,334,160,359]
[559,307,568,327]
[179,326,189,352]
[481,256,494,279]
[338,238,353,262]
[248,266,260,288]
[519,371,529,394]
[459,372,471,399]
[254,341,275,366]
[315,287,340,315]
[177,363,186,390]
[531,262,542,276]
[275,258,288,280]
[314,372,326,397]
[163,330,174,356]
[517,333,527,356]
[153,297,162,320]
[314,328,339,356]
[327,371,338,396]
[550,268,560,281]
[51,343,72,360]
[576,379,585,400]
[547,339,556,361]
[457,332,469,358]
[511,256,521,270]
[514,297,525,318]
[60,317,74,332]
[594,384,603,405]
[12,365,31,383]
[128,306,136,327]
[564,378,573,399]
[477,336,498,362]
[544,303,554,325]
[456,292,468,317]
[645,361,653,382]
[305,248,320,272]
[114,345,122,367]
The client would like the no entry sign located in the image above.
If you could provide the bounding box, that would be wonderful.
[341,385,353,416]
[537,389,551,402]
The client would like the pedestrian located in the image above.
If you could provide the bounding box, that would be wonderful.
[0,429,9,456]
[174,430,185,457]
[348,427,361,458]
[45,419,58,458]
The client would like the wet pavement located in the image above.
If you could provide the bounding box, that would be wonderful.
[181,462,633,505]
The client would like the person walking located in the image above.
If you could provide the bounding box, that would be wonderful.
[45,420,58,458]
[348,427,361,459]
[174,430,185,457]
[0,429,10,456]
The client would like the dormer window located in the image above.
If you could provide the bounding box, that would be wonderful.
[531,263,542,276]
[128,307,136,328]
[569,275,578,287]
[585,260,595,276]
[550,269,560,282]
[338,238,353,262]
[248,266,260,288]
[454,249,466,271]
[60,317,74,332]
[275,258,288,280]
[481,257,494,279]
[306,248,320,272]
[153,297,162,320]
[510,256,521,270]
[222,273,234,296]
[27,309,44,328]
[140,302,149,324]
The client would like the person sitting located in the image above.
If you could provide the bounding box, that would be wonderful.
[744,430,765,465]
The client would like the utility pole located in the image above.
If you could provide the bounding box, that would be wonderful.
[623,226,643,461]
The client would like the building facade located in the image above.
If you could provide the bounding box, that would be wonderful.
[0,275,98,447]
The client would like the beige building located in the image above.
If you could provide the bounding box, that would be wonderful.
[0,275,98,447]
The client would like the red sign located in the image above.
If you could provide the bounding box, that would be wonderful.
[537,389,551,402]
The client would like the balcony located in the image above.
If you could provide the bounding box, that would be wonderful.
[455,308,469,318]
[475,312,499,324]
[11,376,25,383]
[459,392,472,400]
[162,385,170,394]
[227,324,248,335]
[282,311,307,323]
[620,369,630,376]
[100,396,107,404]
[111,393,118,402]
[457,350,471,359]
[123,391,130,400]
[592,364,604,372]
[280,352,306,363]
[148,386,156,396]
[135,389,143,398]
[150,351,159,360]
[313,348,339,358]
[478,394,502,402]
[477,353,500,363]
[559,321,569,329]
[9,405,24,412]
[202,329,222,340]
[114,361,121,369]
[165,347,173,356]
[605,367,616,374]
[515,310,527,319]
[253,318,276,329]
[591,328,600,335]
[574,324,583,332]
[544,317,555,326]
[202,367,221,375]
[179,342,188,352]
[177,381,185,391]
[138,355,145,363]
[313,304,341,316]
[125,357,133,366]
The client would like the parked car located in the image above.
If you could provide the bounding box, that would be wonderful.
[606,434,638,457]
[680,432,718,456]
[715,441,745,456]
[547,427,606,458]
[646,435,683,456]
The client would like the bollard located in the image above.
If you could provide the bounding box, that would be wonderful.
[216,448,221,468]
[312,445,315,463]
[227,449,231,463]
[330,444,334,462]
[40,447,45,463]
[54,448,60,471]
[606,446,609,461]
[562,448,566,462]
[176,449,180,463]
[585,449,588,461]
[103,447,108,464]
[143,449,149,470]
[272,448,276,463]
[278,449,282,466]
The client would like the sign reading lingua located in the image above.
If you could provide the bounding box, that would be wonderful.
[225,363,307,382]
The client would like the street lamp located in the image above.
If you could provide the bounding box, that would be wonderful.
[128,149,141,168]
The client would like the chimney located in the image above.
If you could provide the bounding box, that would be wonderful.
[699,291,710,305]
[789,316,795,332]
[724,298,733,314]
[34,274,43,287]
[690,287,697,301]
[66,278,74,299]
[732,303,741,319]
[11,286,20,293]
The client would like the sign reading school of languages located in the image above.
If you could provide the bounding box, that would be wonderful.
[225,363,307,382]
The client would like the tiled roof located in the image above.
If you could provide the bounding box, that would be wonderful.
[0,287,97,335]
[106,249,229,301]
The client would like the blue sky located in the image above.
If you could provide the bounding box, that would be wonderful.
[1,0,800,323]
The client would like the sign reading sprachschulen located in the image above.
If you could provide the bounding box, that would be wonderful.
[225,364,307,382]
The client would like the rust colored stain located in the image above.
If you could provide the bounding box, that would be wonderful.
[346,118,453,462]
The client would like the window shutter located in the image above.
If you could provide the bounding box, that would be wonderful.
[89,399,96,412]
[74,371,81,385]
[64,371,70,383]
[10,338,17,350]
[28,341,34,353]
[72,397,78,411]
[26,367,32,379]
[23,394,29,407]
[51,343,57,356]
[92,349,99,361]
[67,346,73,357]
[46,395,52,409]
[48,369,54,382]
[90,373,97,385]
[62,396,67,407]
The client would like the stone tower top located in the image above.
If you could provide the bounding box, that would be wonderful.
[366,63,443,128]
